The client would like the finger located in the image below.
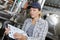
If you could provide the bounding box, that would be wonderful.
[5,28,10,31]
[14,32,20,36]
[14,34,21,39]
[13,33,22,39]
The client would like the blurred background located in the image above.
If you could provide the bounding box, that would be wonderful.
[0,0,60,40]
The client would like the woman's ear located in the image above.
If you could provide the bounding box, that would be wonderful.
[38,11,42,17]
[38,11,41,14]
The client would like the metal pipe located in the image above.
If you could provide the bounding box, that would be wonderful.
[10,0,17,12]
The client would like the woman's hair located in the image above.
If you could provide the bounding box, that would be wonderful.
[37,8,42,18]
[38,8,41,11]
[39,11,42,17]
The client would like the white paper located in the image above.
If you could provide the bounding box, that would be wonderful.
[8,24,27,39]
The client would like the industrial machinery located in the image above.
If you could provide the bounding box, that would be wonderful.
[1,0,60,40]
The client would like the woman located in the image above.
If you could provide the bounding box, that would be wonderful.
[5,2,48,40]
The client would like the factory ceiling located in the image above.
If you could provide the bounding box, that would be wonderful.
[45,0,60,8]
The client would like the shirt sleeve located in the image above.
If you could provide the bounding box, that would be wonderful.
[28,20,48,40]
[22,19,28,31]
[22,18,31,30]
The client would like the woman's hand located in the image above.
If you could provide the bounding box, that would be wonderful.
[14,33,27,40]
[4,28,10,35]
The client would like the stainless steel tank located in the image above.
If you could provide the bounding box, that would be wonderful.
[46,13,60,35]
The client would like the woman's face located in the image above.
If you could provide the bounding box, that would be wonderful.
[30,8,40,18]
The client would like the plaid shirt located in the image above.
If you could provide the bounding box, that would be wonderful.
[22,18,48,40]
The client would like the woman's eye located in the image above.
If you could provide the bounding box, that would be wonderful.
[33,10,36,11]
